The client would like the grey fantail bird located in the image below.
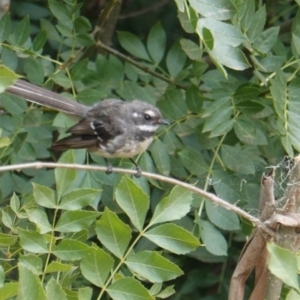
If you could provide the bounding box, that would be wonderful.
[6,80,169,177]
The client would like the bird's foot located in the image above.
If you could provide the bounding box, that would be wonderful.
[105,159,113,175]
[134,166,142,178]
[130,158,142,178]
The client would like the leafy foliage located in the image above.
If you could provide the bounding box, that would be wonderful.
[0,0,300,299]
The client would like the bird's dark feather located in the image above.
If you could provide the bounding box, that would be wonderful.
[52,136,98,150]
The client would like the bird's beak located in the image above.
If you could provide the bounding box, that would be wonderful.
[159,119,169,125]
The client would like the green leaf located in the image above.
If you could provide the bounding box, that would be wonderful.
[292,10,300,57]
[48,0,72,22]
[0,136,11,148]
[32,30,48,51]
[166,41,187,78]
[198,18,244,47]
[202,27,214,50]
[0,13,11,42]
[286,289,300,300]
[19,254,43,275]
[0,65,20,93]
[32,183,56,208]
[178,9,196,33]
[147,22,166,64]
[78,287,93,300]
[285,78,300,152]
[270,69,287,119]
[51,72,72,89]
[18,263,46,300]
[209,119,234,137]
[156,285,176,298]
[144,223,200,254]
[149,139,170,176]
[74,16,92,33]
[222,145,255,174]
[52,239,90,261]
[150,186,193,226]
[247,5,266,42]
[235,100,265,115]
[1,46,18,71]
[203,106,233,133]
[118,31,150,61]
[23,57,44,85]
[210,41,250,70]
[234,118,268,145]
[189,0,235,20]
[158,88,188,121]
[126,251,183,282]
[234,83,261,100]
[253,27,280,54]
[70,59,89,81]
[178,147,209,176]
[18,229,48,254]
[115,176,149,231]
[0,283,18,300]
[202,97,232,118]
[0,233,17,247]
[0,93,27,115]
[267,243,299,290]
[116,81,156,103]
[205,201,240,230]
[45,262,72,274]
[212,170,246,204]
[55,151,76,199]
[45,278,67,300]
[95,208,132,259]
[163,130,183,155]
[40,19,62,42]
[55,211,100,233]
[11,15,30,46]
[198,220,227,256]
[180,38,202,60]
[10,193,20,213]
[26,209,52,234]
[238,0,255,32]
[174,0,185,12]
[77,88,108,105]
[81,247,114,287]
[1,210,13,230]
[107,278,154,300]
[58,189,100,210]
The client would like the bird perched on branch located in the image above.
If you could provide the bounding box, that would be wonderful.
[6,80,168,177]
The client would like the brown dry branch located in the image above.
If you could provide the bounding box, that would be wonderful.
[265,155,300,300]
[228,170,276,300]
[229,155,300,300]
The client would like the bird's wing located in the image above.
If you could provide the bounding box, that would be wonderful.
[61,99,125,141]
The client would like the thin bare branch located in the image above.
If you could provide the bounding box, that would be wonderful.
[0,161,268,229]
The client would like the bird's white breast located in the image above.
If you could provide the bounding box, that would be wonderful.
[94,137,154,158]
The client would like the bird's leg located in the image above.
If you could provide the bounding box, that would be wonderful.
[104,158,113,175]
[130,158,142,178]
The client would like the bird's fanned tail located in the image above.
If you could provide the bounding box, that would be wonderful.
[6,79,89,117]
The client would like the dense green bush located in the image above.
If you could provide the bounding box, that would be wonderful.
[1,0,300,299]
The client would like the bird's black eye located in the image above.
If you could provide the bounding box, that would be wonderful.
[144,114,151,120]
